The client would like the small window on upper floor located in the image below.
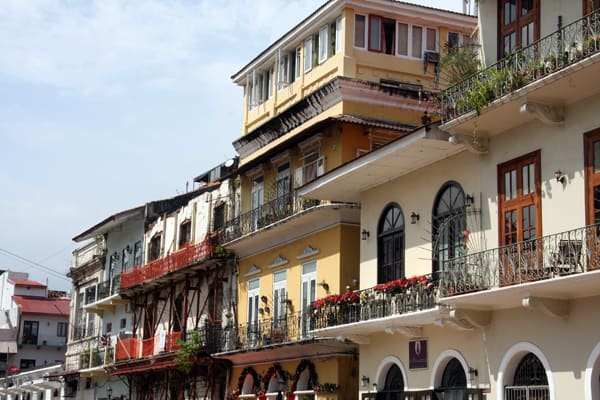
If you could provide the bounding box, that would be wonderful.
[179,220,192,248]
[355,14,366,48]
[57,322,68,338]
[106,322,112,333]
[133,240,142,266]
[148,233,162,262]
[447,31,460,52]
[369,15,396,55]
[304,37,314,72]
[278,51,296,90]
[335,17,342,54]
[213,203,225,232]
[295,47,302,79]
[318,25,329,63]
[120,318,127,330]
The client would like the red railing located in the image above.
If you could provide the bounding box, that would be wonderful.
[141,337,154,357]
[116,338,139,361]
[121,238,215,288]
[166,331,182,352]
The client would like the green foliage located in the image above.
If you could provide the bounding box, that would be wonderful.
[439,44,481,85]
[174,331,205,374]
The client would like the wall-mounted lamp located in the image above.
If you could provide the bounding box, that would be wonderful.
[360,375,370,388]
[555,169,566,184]
[361,229,370,240]
[318,280,329,292]
[352,278,358,288]
[465,194,474,207]
[373,382,377,392]
[468,367,478,380]
[410,212,420,224]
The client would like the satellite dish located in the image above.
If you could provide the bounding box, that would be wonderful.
[224,158,235,168]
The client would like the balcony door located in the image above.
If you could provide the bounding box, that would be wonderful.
[251,177,264,230]
[498,151,542,284]
[275,163,290,217]
[584,0,600,14]
[585,129,600,270]
[272,270,287,332]
[247,278,260,347]
[301,261,317,337]
[378,204,405,284]
[499,0,540,58]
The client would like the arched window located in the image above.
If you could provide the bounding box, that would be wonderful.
[505,353,549,399]
[438,358,467,400]
[380,364,405,398]
[378,204,405,283]
[432,183,466,275]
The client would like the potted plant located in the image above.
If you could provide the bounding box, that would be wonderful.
[257,389,267,400]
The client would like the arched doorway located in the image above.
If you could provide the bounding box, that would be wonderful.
[505,353,549,399]
[432,182,466,276]
[436,357,467,400]
[378,204,405,283]
[376,364,405,399]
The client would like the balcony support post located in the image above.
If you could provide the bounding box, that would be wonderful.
[522,296,569,319]
[520,100,564,126]
[449,309,492,329]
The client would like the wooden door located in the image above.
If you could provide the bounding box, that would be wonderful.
[584,129,600,269]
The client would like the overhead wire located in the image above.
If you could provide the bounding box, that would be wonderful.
[0,246,70,282]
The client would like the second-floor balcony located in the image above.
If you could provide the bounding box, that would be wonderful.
[440,223,600,313]
[79,345,114,370]
[120,237,217,289]
[84,275,124,314]
[441,9,600,136]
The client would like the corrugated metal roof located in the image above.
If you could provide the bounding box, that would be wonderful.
[12,296,70,316]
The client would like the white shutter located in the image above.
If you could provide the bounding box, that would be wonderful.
[294,167,304,187]
[317,156,325,176]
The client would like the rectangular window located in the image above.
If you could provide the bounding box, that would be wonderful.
[120,318,127,330]
[302,148,321,183]
[273,270,287,329]
[247,81,254,110]
[301,261,317,337]
[57,322,68,337]
[354,14,366,48]
[318,25,329,63]
[121,247,130,271]
[295,47,301,78]
[267,67,274,98]
[412,26,423,58]
[499,0,539,58]
[397,23,408,56]
[369,15,382,51]
[133,240,142,266]
[426,28,437,51]
[448,31,460,51]
[335,17,342,54]
[20,360,35,370]
[106,322,112,333]
[22,321,39,345]
[304,37,313,72]
[178,220,192,248]
[213,203,225,232]
[149,234,162,261]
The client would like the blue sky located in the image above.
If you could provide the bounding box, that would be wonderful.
[0,0,466,291]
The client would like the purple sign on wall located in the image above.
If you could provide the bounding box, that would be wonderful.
[409,339,427,369]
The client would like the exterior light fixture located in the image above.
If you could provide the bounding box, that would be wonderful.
[555,170,565,183]
[373,382,377,392]
[360,375,370,388]
[361,229,370,240]
[318,280,329,292]
[465,194,474,207]
[468,367,478,381]
[410,212,420,224]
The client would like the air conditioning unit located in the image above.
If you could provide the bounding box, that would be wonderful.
[424,51,440,63]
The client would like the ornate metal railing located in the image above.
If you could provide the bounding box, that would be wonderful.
[440,224,600,296]
[217,312,314,352]
[120,237,218,288]
[441,9,600,122]
[221,193,324,242]
[312,278,438,330]
[361,388,484,400]
[84,275,122,304]
[505,385,549,400]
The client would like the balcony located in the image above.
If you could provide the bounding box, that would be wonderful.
[223,194,360,257]
[84,275,125,314]
[120,237,217,289]
[311,276,438,337]
[114,327,220,361]
[79,346,114,370]
[440,224,600,312]
[441,9,600,136]
[72,237,106,269]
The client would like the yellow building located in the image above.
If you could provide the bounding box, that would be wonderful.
[300,1,600,399]
[218,1,476,399]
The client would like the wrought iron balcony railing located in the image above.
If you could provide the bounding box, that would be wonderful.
[222,193,321,242]
[441,9,600,122]
[120,237,217,289]
[216,312,314,352]
[79,346,114,369]
[311,277,438,330]
[440,224,600,296]
[84,275,121,305]
[362,388,484,400]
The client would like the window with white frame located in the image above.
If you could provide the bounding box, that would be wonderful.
[304,37,314,72]
[355,14,366,48]
[412,26,423,58]
[278,51,296,89]
[318,26,329,63]
[369,15,396,54]
[57,322,68,337]
[273,270,287,329]
[295,47,302,79]
[335,17,342,54]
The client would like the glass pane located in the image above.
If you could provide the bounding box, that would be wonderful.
[505,171,511,199]
[528,163,535,194]
[505,0,516,24]
[521,0,533,15]
[248,278,259,290]
[302,261,316,275]
[304,38,313,71]
[355,15,366,48]
[511,170,517,199]
[397,23,408,55]
[522,165,529,194]
[412,26,423,57]
[427,28,436,51]
[274,270,286,282]
[594,186,600,223]
[594,141,600,172]
[370,16,382,51]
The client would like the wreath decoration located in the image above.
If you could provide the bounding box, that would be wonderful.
[237,366,260,394]
[290,359,318,392]
[260,363,289,391]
